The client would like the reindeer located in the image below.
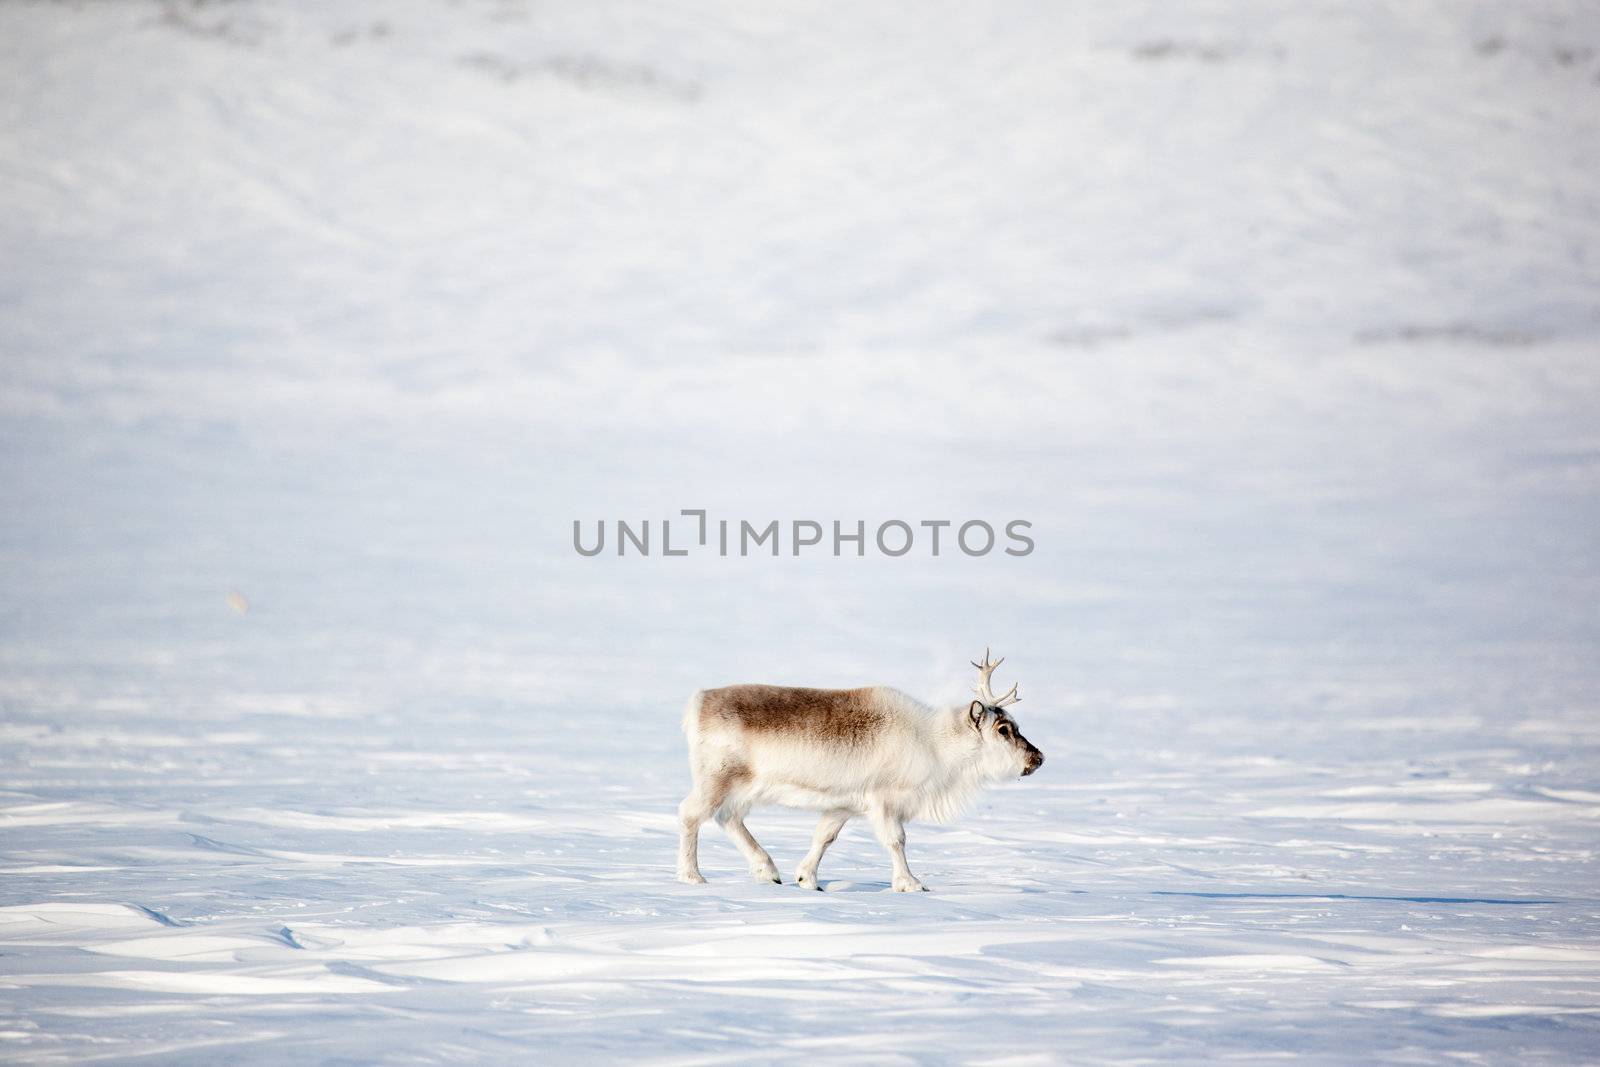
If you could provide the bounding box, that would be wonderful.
[676,650,1044,891]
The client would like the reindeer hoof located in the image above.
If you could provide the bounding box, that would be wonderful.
[796,875,821,891]
[678,871,707,885]
[892,878,928,893]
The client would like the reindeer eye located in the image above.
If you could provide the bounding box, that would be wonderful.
[997,724,1013,739]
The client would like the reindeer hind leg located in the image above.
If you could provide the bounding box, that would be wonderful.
[716,790,780,884]
[677,769,736,885]
[795,809,852,890]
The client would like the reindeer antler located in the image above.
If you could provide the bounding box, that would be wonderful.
[971,647,1020,707]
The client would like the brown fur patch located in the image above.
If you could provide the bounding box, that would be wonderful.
[699,685,887,745]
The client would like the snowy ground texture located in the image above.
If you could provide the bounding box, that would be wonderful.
[4,0,1600,1063]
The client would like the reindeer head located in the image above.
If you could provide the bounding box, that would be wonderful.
[966,649,1044,780]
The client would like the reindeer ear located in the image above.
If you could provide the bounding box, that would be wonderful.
[968,700,985,731]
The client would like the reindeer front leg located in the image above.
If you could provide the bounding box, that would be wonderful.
[868,801,926,892]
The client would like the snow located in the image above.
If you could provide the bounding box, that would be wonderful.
[3,0,1600,1062]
